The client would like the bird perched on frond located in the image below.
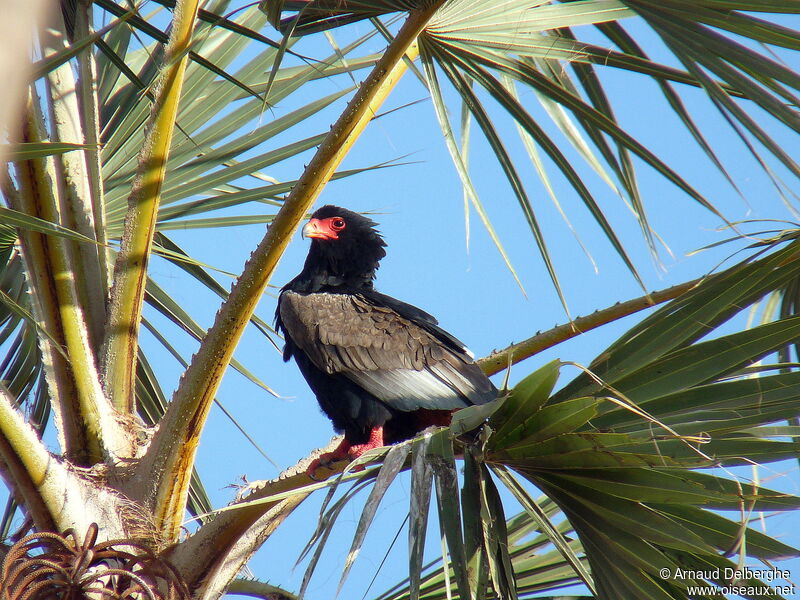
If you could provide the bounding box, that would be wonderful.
[276,205,496,473]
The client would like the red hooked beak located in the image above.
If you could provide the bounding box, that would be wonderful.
[302,217,343,240]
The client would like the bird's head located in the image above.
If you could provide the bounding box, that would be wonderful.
[299,205,387,290]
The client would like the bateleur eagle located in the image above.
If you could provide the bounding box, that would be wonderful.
[276,205,496,469]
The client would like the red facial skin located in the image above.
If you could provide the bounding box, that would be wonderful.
[302,216,346,240]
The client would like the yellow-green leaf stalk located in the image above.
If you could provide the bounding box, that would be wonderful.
[103,0,201,413]
[478,279,700,376]
[143,2,446,543]
[73,2,111,293]
[14,91,106,465]
[0,386,57,530]
[42,13,107,351]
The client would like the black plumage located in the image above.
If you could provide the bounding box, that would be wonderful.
[276,205,496,464]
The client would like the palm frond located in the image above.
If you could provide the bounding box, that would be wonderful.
[377,236,800,600]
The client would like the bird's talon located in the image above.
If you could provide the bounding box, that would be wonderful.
[306,460,327,481]
[306,452,343,481]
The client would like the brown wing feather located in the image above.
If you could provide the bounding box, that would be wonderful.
[279,290,444,373]
[278,290,494,411]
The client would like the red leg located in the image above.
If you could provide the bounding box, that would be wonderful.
[306,426,386,479]
[306,437,351,478]
[346,426,385,459]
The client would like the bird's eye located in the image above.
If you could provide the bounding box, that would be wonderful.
[331,217,346,231]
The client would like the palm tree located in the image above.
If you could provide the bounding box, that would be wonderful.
[2,1,800,598]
